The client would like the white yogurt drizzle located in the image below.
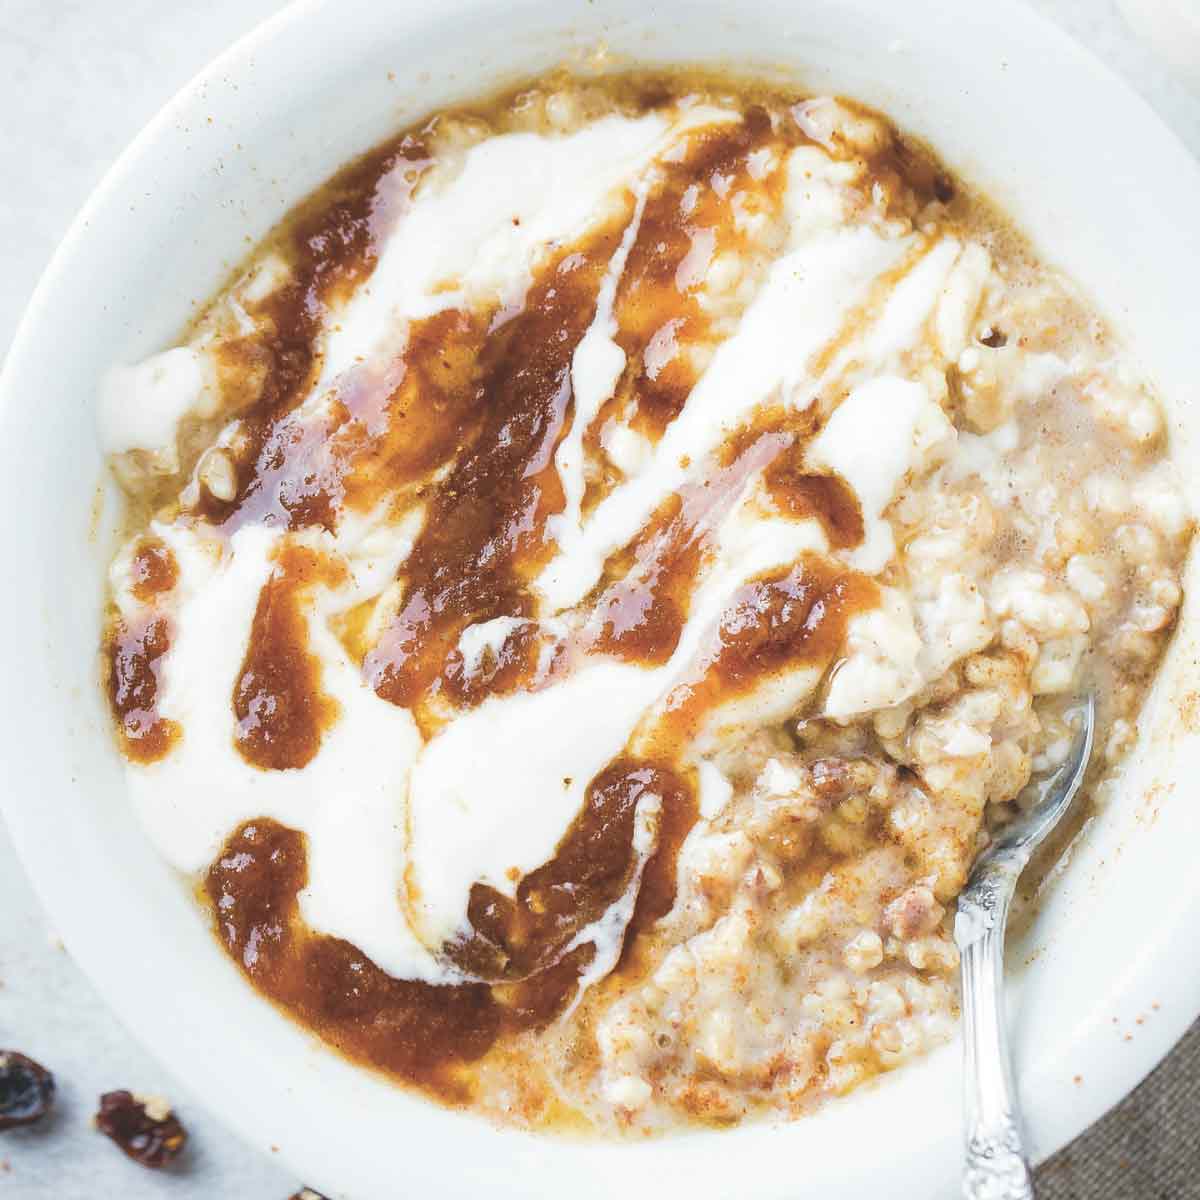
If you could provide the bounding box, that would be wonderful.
[107,106,992,993]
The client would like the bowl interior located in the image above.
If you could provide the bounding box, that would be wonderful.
[3,1,1200,1197]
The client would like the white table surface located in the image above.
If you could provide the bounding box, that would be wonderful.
[1,2,1197,1197]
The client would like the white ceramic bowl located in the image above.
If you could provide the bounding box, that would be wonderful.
[3,1,1200,1197]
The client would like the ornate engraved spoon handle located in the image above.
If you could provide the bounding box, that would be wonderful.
[955,858,1036,1200]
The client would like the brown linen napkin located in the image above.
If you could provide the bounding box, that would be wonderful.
[1035,1019,1200,1199]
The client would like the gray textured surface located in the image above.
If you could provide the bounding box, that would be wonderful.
[0,1,1197,1196]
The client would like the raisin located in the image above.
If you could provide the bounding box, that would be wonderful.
[95,1091,187,1168]
[979,327,1007,348]
[0,1051,55,1130]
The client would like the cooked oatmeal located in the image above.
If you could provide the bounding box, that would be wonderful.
[99,71,1191,1134]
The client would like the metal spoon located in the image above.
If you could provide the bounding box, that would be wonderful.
[954,694,1096,1200]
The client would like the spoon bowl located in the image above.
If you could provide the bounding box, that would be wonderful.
[977,694,1097,866]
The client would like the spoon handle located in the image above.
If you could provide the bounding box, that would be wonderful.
[955,858,1036,1200]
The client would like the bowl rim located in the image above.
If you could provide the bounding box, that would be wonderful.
[3,0,1200,1196]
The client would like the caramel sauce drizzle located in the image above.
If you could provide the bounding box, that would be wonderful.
[451,758,693,987]
[206,819,499,1100]
[588,429,792,664]
[764,461,864,549]
[105,76,957,1108]
[233,546,344,770]
[107,540,182,764]
[128,538,179,601]
[203,757,698,1096]
[657,555,880,743]
[612,108,781,440]
[107,616,181,764]
[198,133,433,533]
[364,220,627,716]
